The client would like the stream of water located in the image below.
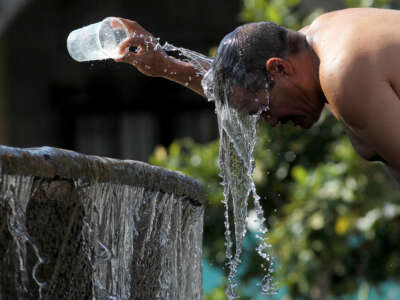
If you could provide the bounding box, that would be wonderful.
[161,42,276,297]
[204,69,275,298]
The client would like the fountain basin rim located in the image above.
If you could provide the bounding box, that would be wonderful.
[0,146,205,205]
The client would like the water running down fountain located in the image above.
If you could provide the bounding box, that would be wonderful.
[0,146,205,300]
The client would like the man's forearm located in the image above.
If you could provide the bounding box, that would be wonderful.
[161,56,209,97]
[160,48,213,98]
[114,18,213,98]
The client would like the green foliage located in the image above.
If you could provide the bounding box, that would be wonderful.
[150,0,400,299]
[345,0,392,8]
[240,0,323,29]
[204,285,228,300]
[267,120,400,298]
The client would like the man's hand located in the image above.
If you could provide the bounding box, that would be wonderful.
[113,18,209,97]
[113,18,169,77]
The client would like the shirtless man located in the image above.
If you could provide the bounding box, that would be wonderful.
[115,8,400,183]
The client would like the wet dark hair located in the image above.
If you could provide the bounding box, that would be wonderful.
[212,22,291,104]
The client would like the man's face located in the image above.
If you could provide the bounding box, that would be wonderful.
[231,78,324,129]
[230,85,269,115]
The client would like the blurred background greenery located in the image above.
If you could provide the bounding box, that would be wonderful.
[150,0,400,299]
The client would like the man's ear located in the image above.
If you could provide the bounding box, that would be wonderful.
[266,58,294,76]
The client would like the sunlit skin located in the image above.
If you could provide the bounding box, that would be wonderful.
[115,8,400,183]
[260,47,326,129]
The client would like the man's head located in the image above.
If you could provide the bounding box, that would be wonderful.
[212,22,325,129]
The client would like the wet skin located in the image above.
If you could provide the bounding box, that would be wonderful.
[114,18,205,96]
[230,77,325,130]
[115,8,400,183]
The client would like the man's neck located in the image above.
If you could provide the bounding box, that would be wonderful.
[289,32,326,105]
[307,43,326,104]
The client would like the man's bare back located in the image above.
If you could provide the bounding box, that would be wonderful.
[306,8,400,180]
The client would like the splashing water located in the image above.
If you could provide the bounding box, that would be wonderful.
[161,42,213,77]
[159,39,276,297]
[203,68,275,298]
[123,33,213,79]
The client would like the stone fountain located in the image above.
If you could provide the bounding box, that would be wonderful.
[0,146,205,300]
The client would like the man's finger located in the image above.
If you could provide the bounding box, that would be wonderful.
[117,18,137,26]
[114,51,141,65]
[119,35,148,52]
[115,18,147,36]
[110,18,124,30]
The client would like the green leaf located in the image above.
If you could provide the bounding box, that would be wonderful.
[265,5,283,24]
[291,165,308,184]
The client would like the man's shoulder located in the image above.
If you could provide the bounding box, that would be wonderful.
[319,54,379,127]
[307,8,360,35]
[319,52,367,96]
[309,7,391,29]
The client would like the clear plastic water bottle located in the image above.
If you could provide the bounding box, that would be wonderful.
[67,17,129,62]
